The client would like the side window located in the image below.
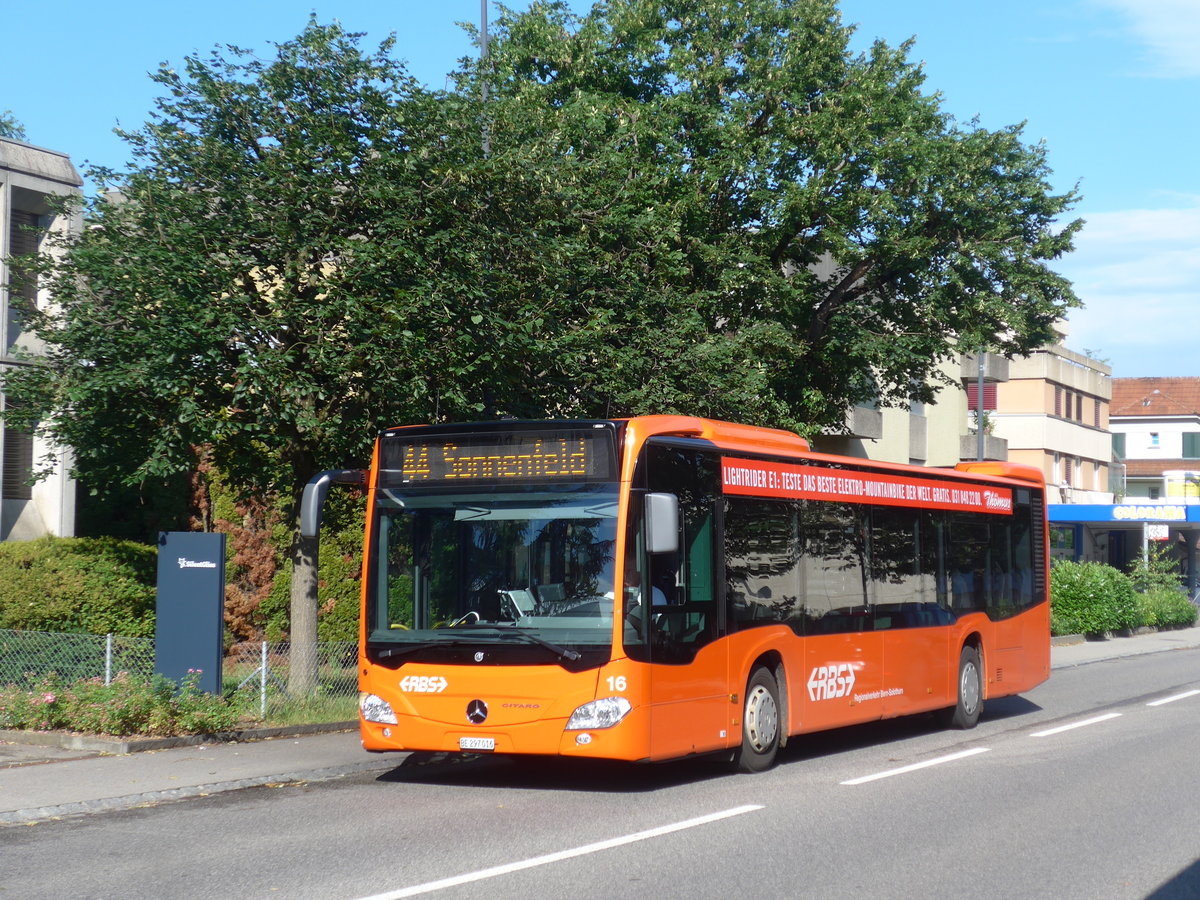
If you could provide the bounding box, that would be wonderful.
[986,518,1016,618]
[802,502,869,633]
[633,444,721,663]
[946,515,989,613]
[1003,496,1041,619]
[725,497,802,633]
[869,506,953,630]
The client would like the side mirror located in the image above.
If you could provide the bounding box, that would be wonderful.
[644,492,680,555]
[300,469,366,538]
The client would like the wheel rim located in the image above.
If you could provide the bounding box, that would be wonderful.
[745,684,779,753]
[960,660,980,716]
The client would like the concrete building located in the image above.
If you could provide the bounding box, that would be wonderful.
[816,351,1010,466]
[0,137,81,540]
[989,326,1113,505]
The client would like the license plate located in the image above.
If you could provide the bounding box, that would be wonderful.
[459,736,495,752]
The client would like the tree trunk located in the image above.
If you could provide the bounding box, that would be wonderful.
[288,524,320,694]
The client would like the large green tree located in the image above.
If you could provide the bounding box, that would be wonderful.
[4,22,467,689]
[5,3,1081,684]
[456,0,1082,426]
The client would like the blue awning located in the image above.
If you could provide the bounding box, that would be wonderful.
[1049,503,1200,524]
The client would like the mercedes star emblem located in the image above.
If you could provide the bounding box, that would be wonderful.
[466,699,488,724]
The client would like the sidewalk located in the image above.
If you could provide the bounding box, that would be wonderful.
[1050,625,1200,667]
[3,626,1200,826]
[0,729,398,826]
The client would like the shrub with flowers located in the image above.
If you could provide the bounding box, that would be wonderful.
[0,671,241,736]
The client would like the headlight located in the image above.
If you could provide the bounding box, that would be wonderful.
[565,696,632,730]
[360,692,398,725]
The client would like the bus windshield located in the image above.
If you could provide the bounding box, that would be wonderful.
[367,484,619,657]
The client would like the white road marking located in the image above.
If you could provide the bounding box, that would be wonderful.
[353,804,764,899]
[1147,689,1200,707]
[1030,712,1122,737]
[840,747,990,786]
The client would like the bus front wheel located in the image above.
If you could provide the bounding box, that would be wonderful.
[937,645,983,730]
[736,667,781,773]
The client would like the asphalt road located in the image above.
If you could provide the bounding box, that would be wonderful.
[4,649,1199,900]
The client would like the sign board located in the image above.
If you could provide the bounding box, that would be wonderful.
[156,531,225,694]
[1147,524,1171,542]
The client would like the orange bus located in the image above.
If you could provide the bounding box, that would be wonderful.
[302,416,1049,772]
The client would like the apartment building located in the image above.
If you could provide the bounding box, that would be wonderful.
[989,327,1113,505]
[817,353,1009,467]
[0,137,81,540]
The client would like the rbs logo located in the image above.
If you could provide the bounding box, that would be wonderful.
[807,664,856,701]
[399,675,448,694]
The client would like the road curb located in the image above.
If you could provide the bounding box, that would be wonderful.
[0,756,399,827]
[1051,633,1085,646]
[0,721,358,755]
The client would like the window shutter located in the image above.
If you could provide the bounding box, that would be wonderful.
[1,418,33,501]
[965,382,997,410]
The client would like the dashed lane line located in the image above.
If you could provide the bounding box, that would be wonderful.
[352,804,764,899]
[840,747,991,786]
[1029,712,1123,738]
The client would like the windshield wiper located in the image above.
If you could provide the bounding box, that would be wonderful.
[450,623,581,661]
[375,638,476,660]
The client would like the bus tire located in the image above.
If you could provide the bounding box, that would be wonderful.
[938,645,983,730]
[736,666,781,773]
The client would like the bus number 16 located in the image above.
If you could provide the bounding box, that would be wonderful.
[606,676,628,692]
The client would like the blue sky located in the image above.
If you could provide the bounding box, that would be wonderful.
[7,1,1198,379]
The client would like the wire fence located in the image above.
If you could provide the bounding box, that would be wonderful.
[0,629,155,687]
[0,629,358,725]
[224,640,358,722]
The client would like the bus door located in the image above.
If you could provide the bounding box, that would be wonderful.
[640,444,729,760]
[800,502,884,730]
[873,509,952,717]
[985,490,1045,685]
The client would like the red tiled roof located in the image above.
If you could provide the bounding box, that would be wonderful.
[1111,377,1200,417]
[1123,459,1200,477]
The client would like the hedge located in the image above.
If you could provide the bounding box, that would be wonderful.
[1050,560,1139,637]
[1051,559,1198,636]
[0,537,157,637]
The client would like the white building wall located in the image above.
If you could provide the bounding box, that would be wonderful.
[0,137,81,540]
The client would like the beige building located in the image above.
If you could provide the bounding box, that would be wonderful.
[817,352,1009,467]
[0,137,81,539]
[989,327,1113,504]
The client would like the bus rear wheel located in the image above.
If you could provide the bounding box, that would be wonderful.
[937,645,983,730]
[736,667,781,773]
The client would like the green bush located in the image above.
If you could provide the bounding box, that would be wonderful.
[0,537,156,636]
[0,671,241,736]
[1050,560,1138,637]
[1136,587,1199,630]
[1127,544,1184,594]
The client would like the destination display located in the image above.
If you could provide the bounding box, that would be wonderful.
[722,457,1013,515]
[381,429,617,485]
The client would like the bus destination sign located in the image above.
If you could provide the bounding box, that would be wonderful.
[381,429,616,486]
[722,457,1013,515]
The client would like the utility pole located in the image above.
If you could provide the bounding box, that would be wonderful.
[976,352,986,461]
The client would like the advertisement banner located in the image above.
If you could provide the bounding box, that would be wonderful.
[721,457,1013,515]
